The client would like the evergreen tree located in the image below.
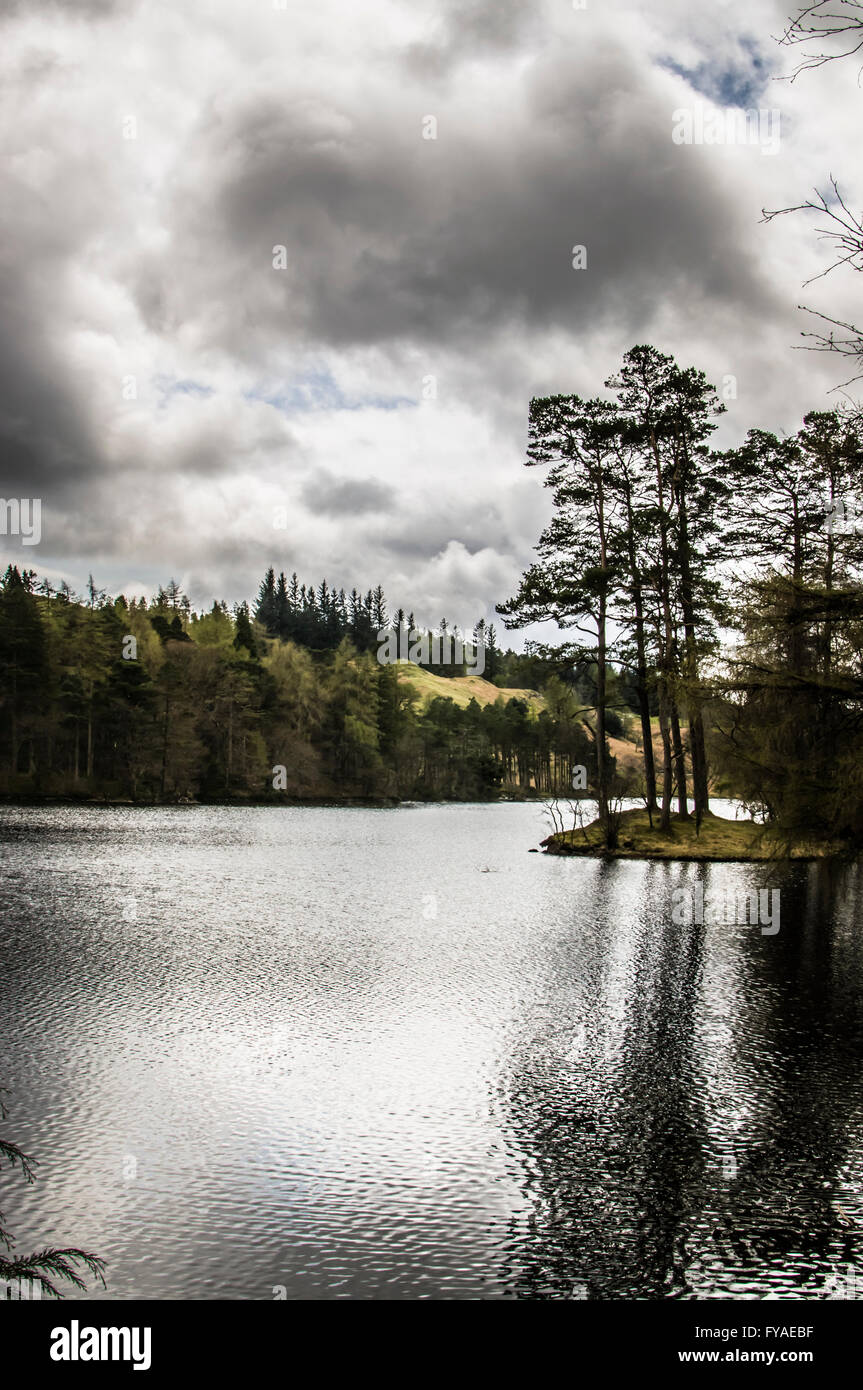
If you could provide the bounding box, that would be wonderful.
[0,566,50,777]
[0,1089,106,1298]
[233,602,256,655]
[255,568,278,634]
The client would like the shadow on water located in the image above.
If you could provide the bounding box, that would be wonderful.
[498,859,863,1300]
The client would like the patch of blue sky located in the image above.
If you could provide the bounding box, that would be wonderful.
[154,375,215,404]
[245,367,415,414]
[660,37,772,109]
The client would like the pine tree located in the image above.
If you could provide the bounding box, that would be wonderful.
[233,602,256,654]
[0,567,49,776]
[276,571,290,639]
[371,584,387,629]
[255,568,278,634]
[1,1089,106,1298]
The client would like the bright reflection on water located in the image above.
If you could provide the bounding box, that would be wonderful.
[1,803,862,1300]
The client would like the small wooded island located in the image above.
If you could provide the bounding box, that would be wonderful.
[541,808,849,861]
[493,348,863,867]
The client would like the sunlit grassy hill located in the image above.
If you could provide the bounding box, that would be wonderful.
[394,661,545,712]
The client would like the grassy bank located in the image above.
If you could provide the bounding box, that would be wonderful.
[541,807,849,861]
[396,662,544,712]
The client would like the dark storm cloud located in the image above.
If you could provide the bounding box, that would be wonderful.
[155,40,780,366]
[0,0,850,614]
[0,0,122,15]
[0,268,101,500]
[382,524,497,561]
[403,0,542,75]
[301,468,393,517]
[0,25,128,502]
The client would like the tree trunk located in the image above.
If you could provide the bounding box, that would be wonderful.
[226,695,233,789]
[160,695,170,800]
[651,430,676,834]
[670,701,689,817]
[675,460,710,822]
[595,473,616,848]
[622,477,658,813]
[86,680,94,780]
[596,604,611,843]
[634,620,657,815]
[657,683,674,833]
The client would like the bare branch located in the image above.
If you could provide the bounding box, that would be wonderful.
[777,1,863,80]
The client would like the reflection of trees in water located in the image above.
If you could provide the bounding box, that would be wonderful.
[498,862,863,1300]
[695,861,863,1296]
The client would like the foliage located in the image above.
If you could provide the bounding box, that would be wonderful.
[0,568,592,802]
[499,347,863,848]
[0,1090,106,1298]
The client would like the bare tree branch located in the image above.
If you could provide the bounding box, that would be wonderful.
[777,1,863,80]
[762,178,863,282]
[762,177,863,379]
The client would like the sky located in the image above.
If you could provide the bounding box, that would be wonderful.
[1,0,861,642]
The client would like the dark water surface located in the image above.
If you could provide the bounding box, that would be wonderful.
[1,802,862,1300]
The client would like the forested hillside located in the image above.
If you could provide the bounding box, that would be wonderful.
[0,567,600,803]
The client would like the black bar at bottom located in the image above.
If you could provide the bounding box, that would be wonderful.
[6,1298,856,1377]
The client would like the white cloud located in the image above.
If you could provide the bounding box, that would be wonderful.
[1,0,860,641]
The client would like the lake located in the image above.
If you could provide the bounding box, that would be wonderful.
[1,802,862,1300]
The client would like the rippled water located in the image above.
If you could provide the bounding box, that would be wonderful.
[1,802,862,1300]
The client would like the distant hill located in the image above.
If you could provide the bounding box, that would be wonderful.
[395,662,545,713]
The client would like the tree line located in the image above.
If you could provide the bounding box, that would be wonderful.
[0,566,604,803]
[252,567,505,678]
[499,344,863,848]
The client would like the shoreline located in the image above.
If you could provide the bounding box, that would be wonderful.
[541,807,852,862]
[0,792,546,810]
